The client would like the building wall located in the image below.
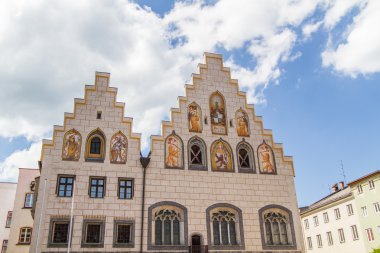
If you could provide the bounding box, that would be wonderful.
[0,182,17,252]
[30,53,303,252]
[350,173,380,252]
[301,194,366,253]
[7,168,39,253]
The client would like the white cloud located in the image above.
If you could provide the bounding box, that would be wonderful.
[0,141,41,181]
[322,0,380,76]
[322,0,366,29]
[302,21,322,39]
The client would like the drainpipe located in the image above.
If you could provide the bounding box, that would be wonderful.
[139,152,151,253]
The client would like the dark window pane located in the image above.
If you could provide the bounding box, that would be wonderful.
[164,218,171,245]
[86,224,101,243]
[90,137,101,154]
[280,221,288,244]
[265,220,273,245]
[221,220,229,245]
[173,219,180,245]
[117,224,131,244]
[52,223,69,243]
[213,220,220,245]
[155,219,162,245]
[120,181,125,186]
[229,220,237,245]
[273,222,280,245]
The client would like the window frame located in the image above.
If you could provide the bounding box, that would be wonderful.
[85,129,106,162]
[327,231,333,246]
[366,228,374,242]
[334,208,341,220]
[374,202,380,213]
[304,219,309,229]
[24,193,33,208]
[368,180,375,189]
[338,228,345,243]
[351,225,359,240]
[5,211,12,228]
[313,216,319,226]
[118,178,134,200]
[187,136,207,171]
[361,206,368,217]
[81,219,105,248]
[1,240,7,253]
[316,234,323,248]
[18,227,32,245]
[56,175,75,197]
[236,141,255,174]
[347,204,354,216]
[323,212,329,223]
[357,184,363,194]
[88,176,106,198]
[307,237,312,250]
[113,220,135,248]
[47,217,71,248]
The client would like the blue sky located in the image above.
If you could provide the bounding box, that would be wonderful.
[0,0,379,207]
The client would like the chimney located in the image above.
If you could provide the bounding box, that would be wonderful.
[331,183,339,193]
[339,181,345,189]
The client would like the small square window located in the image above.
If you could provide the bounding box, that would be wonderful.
[96,111,102,119]
[82,220,104,248]
[118,179,133,199]
[18,227,32,244]
[113,220,135,247]
[48,218,71,247]
[57,175,74,197]
[24,193,33,208]
[89,177,106,198]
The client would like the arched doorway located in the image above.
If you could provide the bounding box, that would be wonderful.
[191,234,207,253]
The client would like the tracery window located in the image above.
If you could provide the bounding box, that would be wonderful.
[259,205,296,250]
[85,129,106,161]
[237,141,255,173]
[206,204,245,250]
[188,136,207,170]
[154,209,181,245]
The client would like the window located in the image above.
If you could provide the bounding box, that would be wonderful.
[317,234,322,248]
[82,220,104,247]
[361,206,368,217]
[369,180,375,189]
[18,227,32,244]
[323,212,329,223]
[118,178,133,199]
[357,185,363,194]
[24,193,33,208]
[327,231,333,246]
[48,219,70,246]
[304,219,309,229]
[338,228,345,243]
[57,175,74,197]
[85,129,106,161]
[5,212,12,228]
[148,201,188,251]
[347,204,354,216]
[313,216,319,226]
[96,111,102,119]
[1,240,7,253]
[188,136,207,170]
[212,211,238,245]
[366,228,374,241]
[89,177,105,198]
[334,208,341,220]
[260,205,295,250]
[351,225,359,240]
[307,237,312,250]
[374,202,380,213]
[113,220,134,247]
[236,142,255,173]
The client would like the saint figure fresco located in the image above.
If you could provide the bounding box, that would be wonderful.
[209,91,227,135]
[165,133,183,168]
[62,129,81,161]
[236,109,250,137]
[258,141,276,174]
[211,139,233,171]
[110,131,128,164]
[188,102,202,133]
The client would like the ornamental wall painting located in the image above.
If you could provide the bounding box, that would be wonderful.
[165,132,184,169]
[110,131,128,164]
[188,102,202,133]
[258,141,276,174]
[62,129,82,161]
[211,139,233,171]
[235,109,250,137]
[209,91,227,135]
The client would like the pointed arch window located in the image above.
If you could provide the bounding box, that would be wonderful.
[188,136,207,170]
[237,141,255,173]
[86,129,106,162]
[259,205,296,250]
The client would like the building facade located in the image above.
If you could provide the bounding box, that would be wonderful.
[300,171,380,253]
[348,171,380,252]
[0,182,17,253]
[7,168,39,253]
[30,53,303,252]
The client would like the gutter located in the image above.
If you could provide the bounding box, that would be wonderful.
[139,152,151,253]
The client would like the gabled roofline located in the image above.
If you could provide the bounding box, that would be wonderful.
[347,170,379,186]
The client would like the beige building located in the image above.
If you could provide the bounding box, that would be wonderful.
[0,182,17,253]
[7,168,39,253]
[30,53,303,252]
[300,170,380,253]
